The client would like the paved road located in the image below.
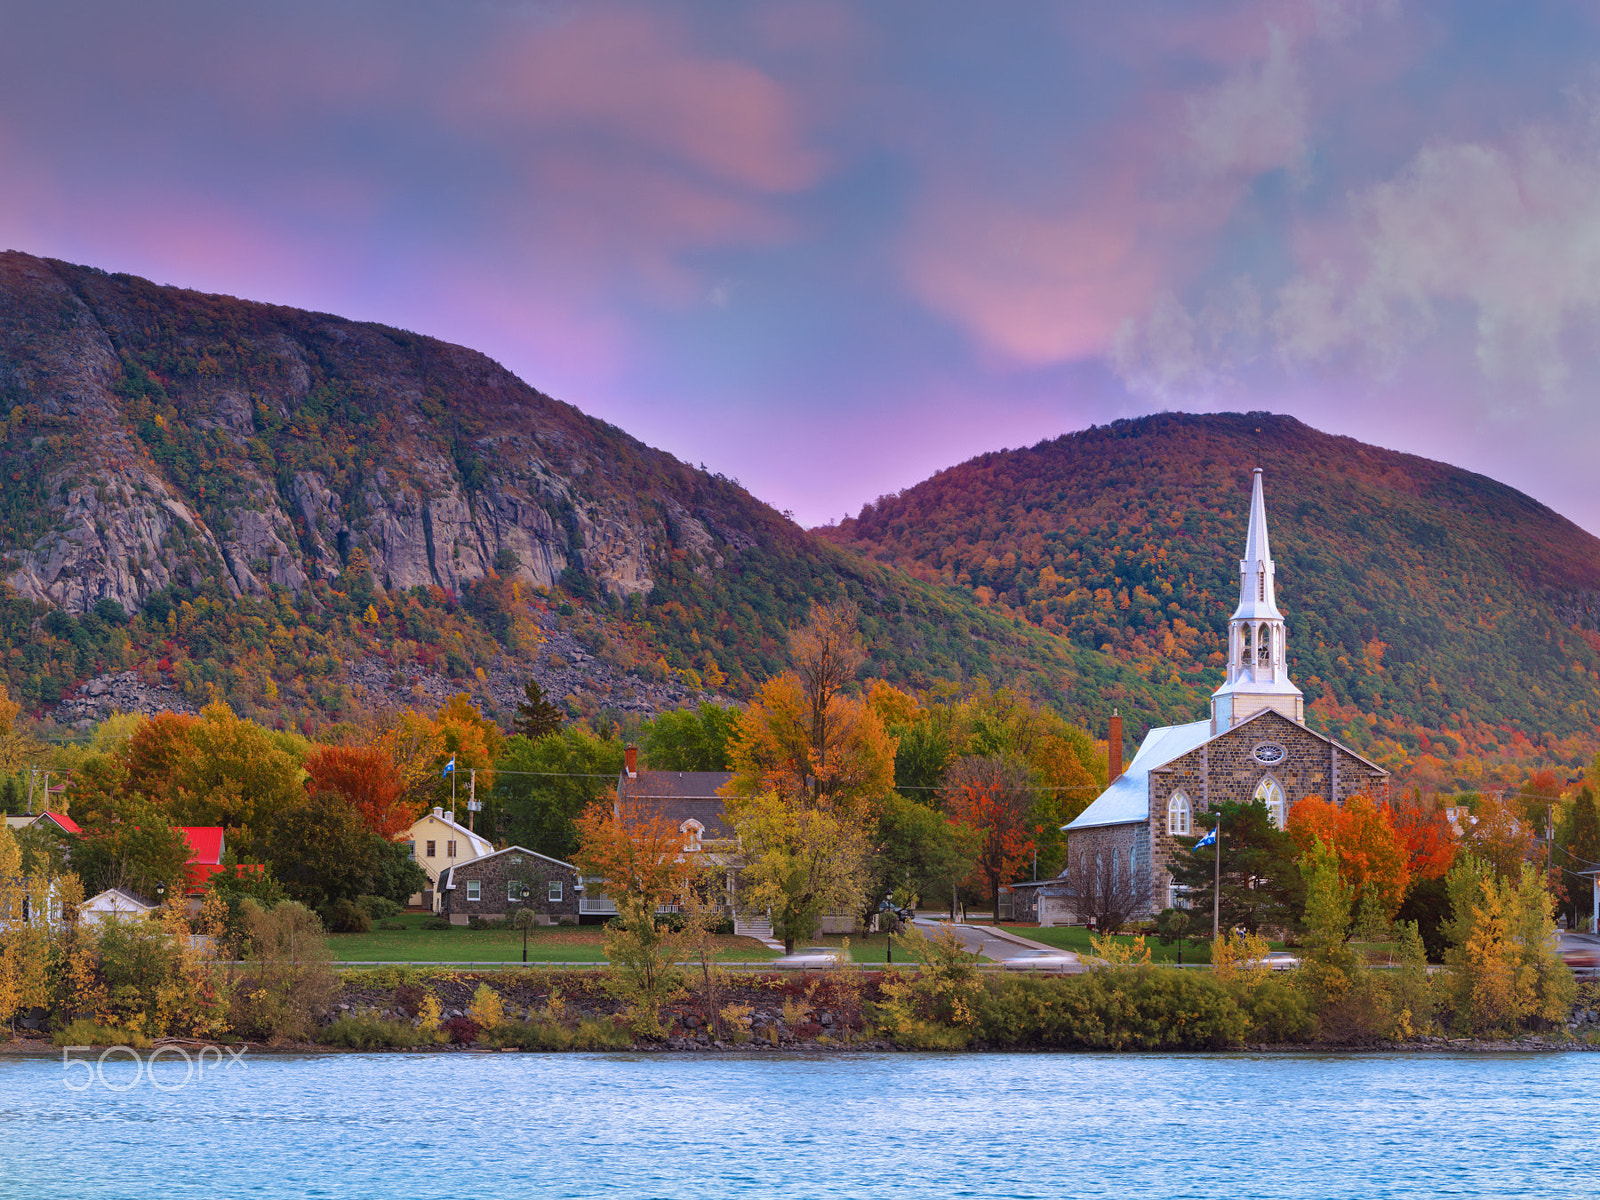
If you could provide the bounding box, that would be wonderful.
[910,917,1056,961]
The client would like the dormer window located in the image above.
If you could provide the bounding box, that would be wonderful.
[681,819,704,852]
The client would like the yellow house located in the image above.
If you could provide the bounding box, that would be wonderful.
[402,807,495,911]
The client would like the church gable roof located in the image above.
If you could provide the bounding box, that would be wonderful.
[1065,709,1387,835]
[1202,709,1389,777]
[1064,719,1212,831]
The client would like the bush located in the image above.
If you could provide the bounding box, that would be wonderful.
[318,1014,426,1049]
[975,969,1249,1050]
[478,1017,630,1051]
[321,898,371,934]
[52,1019,150,1049]
[444,1015,482,1044]
[376,920,407,931]
[231,901,340,1042]
[422,918,453,931]
[1237,976,1316,1043]
[356,895,402,921]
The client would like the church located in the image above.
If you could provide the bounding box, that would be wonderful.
[1042,469,1389,922]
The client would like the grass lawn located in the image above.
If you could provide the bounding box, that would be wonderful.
[996,923,1215,964]
[808,932,928,964]
[329,913,778,963]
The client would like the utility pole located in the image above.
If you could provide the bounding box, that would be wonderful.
[469,770,476,832]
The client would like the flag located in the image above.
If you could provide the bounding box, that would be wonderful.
[442,755,456,778]
[1194,825,1218,850]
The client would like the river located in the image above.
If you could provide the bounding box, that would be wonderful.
[3,1049,1597,1198]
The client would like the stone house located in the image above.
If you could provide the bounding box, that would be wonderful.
[436,846,581,925]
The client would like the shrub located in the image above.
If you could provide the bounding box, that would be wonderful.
[1236,976,1316,1043]
[230,901,339,1042]
[479,1017,630,1051]
[376,920,408,931]
[444,1015,482,1045]
[356,895,402,921]
[469,983,506,1028]
[975,969,1249,1050]
[52,1019,150,1049]
[393,984,426,1018]
[318,1014,425,1049]
[422,918,452,931]
[321,898,371,934]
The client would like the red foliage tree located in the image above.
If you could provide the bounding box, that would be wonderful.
[939,757,1035,916]
[305,745,413,839]
[1388,793,1458,880]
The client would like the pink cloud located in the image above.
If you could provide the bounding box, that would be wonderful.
[455,7,827,195]
[899,167,1171,366]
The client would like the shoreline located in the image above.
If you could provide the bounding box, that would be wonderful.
[6,1034,1596,1057]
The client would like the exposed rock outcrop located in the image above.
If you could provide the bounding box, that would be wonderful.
[0,251,770,618]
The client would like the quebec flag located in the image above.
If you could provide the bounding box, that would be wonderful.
[1193,825,1218,850]
[442,755,456,778]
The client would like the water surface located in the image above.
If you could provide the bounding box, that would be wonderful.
[3,1049,1596,1198]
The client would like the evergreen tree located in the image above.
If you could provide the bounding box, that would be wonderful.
[513,679,565,742]
[1168,799,1303,934]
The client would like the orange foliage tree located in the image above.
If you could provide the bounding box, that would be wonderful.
[1460,791,1536,879]
[1287,793,1412,922]
[305,745,414,839]
[572,792,694,911]
[939,757,1035,916]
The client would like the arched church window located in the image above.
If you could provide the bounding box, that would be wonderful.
[1167,791,1191,836]
[1257,624,1271,664]
[1254,777,1286,829]
[1258,569,1266,602]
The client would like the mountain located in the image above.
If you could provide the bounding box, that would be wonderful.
[0,251,1137,732]
[819,412,1600,789]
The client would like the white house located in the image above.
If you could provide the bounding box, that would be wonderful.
[401,807,495,911]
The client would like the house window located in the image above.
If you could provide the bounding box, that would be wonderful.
[508,880,524,903]
[548,880,563,903]
[405,841,416,859]
[447,840,457,858]
[1255,776,1286,830]
[425,840,436,858]
[1167,791,1191,836]
[681,820,704,852]
[465,880,481,902]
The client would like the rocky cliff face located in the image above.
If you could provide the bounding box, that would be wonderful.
[0,252,764,618]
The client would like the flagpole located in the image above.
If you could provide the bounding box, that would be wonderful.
[1212,810,1222,939]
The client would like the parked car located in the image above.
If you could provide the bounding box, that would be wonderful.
[772,947,845,969]
[999,949,1085,973]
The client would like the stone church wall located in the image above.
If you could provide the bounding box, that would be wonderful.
[1145,709,1388,917]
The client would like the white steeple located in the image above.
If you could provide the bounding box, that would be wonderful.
[1211,468,1303,733]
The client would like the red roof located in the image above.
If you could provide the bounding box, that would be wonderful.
[38,811,80,834]
[179,827,225,865]
[184,860,265,894]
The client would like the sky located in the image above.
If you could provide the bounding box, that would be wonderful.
[4,0,1600,534]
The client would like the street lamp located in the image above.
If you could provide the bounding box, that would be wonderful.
[516,883,532,963]
[154,881,167,907]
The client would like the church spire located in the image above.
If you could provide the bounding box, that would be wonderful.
[1211,468,1303,733]
[1232,468,1282,622]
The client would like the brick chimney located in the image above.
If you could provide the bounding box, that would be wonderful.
[624,744,638,779]
[1108,710,1123,782]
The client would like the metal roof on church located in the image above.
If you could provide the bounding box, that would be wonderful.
[1062,719,1213,831]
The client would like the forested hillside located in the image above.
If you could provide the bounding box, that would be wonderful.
[0,252,1158,733]
[821,412,1600,789]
